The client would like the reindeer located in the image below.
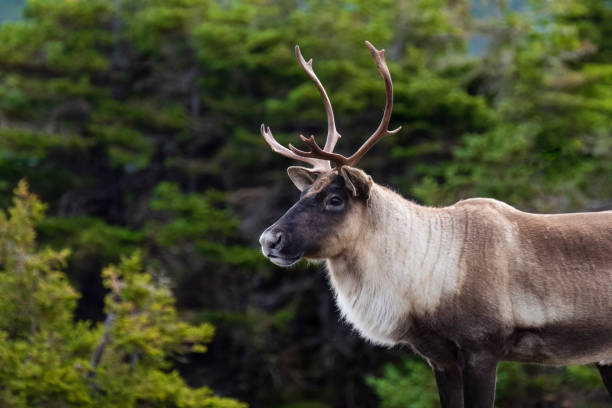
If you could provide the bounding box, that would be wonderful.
[258,41,612,408]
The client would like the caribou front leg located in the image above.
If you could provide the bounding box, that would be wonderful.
[433,364,463,408]
[460,350,498,408]
[596,363,612,396]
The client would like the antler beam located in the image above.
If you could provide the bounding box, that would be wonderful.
[260,45,342,171]
[290,41,401,168]
[295,46,341,153]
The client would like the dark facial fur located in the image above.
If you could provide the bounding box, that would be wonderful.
[260,173,366,266]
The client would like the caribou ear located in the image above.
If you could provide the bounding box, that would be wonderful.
[287,166,322,191]
[340,166,373,198]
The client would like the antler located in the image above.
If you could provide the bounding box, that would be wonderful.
[290,41,401,168]
[261,41,401,170]
[260,45,342,171]
[260,124,328,170]
[295,45,341,153]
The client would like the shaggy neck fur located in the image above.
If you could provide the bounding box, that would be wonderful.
[326,184,464,346]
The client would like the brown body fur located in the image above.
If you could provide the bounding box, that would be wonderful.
[405,198,612,366]
[325,182,612,364]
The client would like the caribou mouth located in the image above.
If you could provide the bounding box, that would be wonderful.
[267,254,302,267]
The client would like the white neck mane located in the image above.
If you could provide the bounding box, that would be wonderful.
[326,184,463,345]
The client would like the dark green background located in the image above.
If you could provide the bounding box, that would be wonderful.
[0,1,611,407]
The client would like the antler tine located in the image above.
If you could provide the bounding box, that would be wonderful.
[295,45,341,153]
[289,134,350,166]
[260,124,331,170]
[344,41,401,167]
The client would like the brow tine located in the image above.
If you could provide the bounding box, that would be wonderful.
[260,124,331,170]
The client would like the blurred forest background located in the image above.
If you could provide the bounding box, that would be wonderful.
[0,0,611,407]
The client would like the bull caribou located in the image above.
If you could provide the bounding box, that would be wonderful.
[258,41,612,408]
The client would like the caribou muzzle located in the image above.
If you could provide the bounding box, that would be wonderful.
[259,225,303,267]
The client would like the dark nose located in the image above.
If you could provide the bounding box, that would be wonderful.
[259,228,284,255]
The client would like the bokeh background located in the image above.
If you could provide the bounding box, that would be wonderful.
[0,0,611,407]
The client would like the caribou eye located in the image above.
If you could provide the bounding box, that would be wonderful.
[325,196,344,211]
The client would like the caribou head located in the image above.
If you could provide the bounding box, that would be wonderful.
[259,41,400,267]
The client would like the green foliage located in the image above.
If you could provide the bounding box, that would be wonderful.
[368,359,608,408]
[103,252,215,360]
[39,216,144,263]
[496,363,606,406]
[148,182,261,266]
[366,359,439,408]
[0,181,246,408]
[88,253,239,408]
[412,1,612,211]
[0,180,77,339]
[0,127,88,160]
[1,0,611,406]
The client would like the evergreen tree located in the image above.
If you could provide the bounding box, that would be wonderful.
[1,1,611,406]
[0,181,246,408]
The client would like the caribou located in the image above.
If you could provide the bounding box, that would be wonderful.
[258,41,612,407]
